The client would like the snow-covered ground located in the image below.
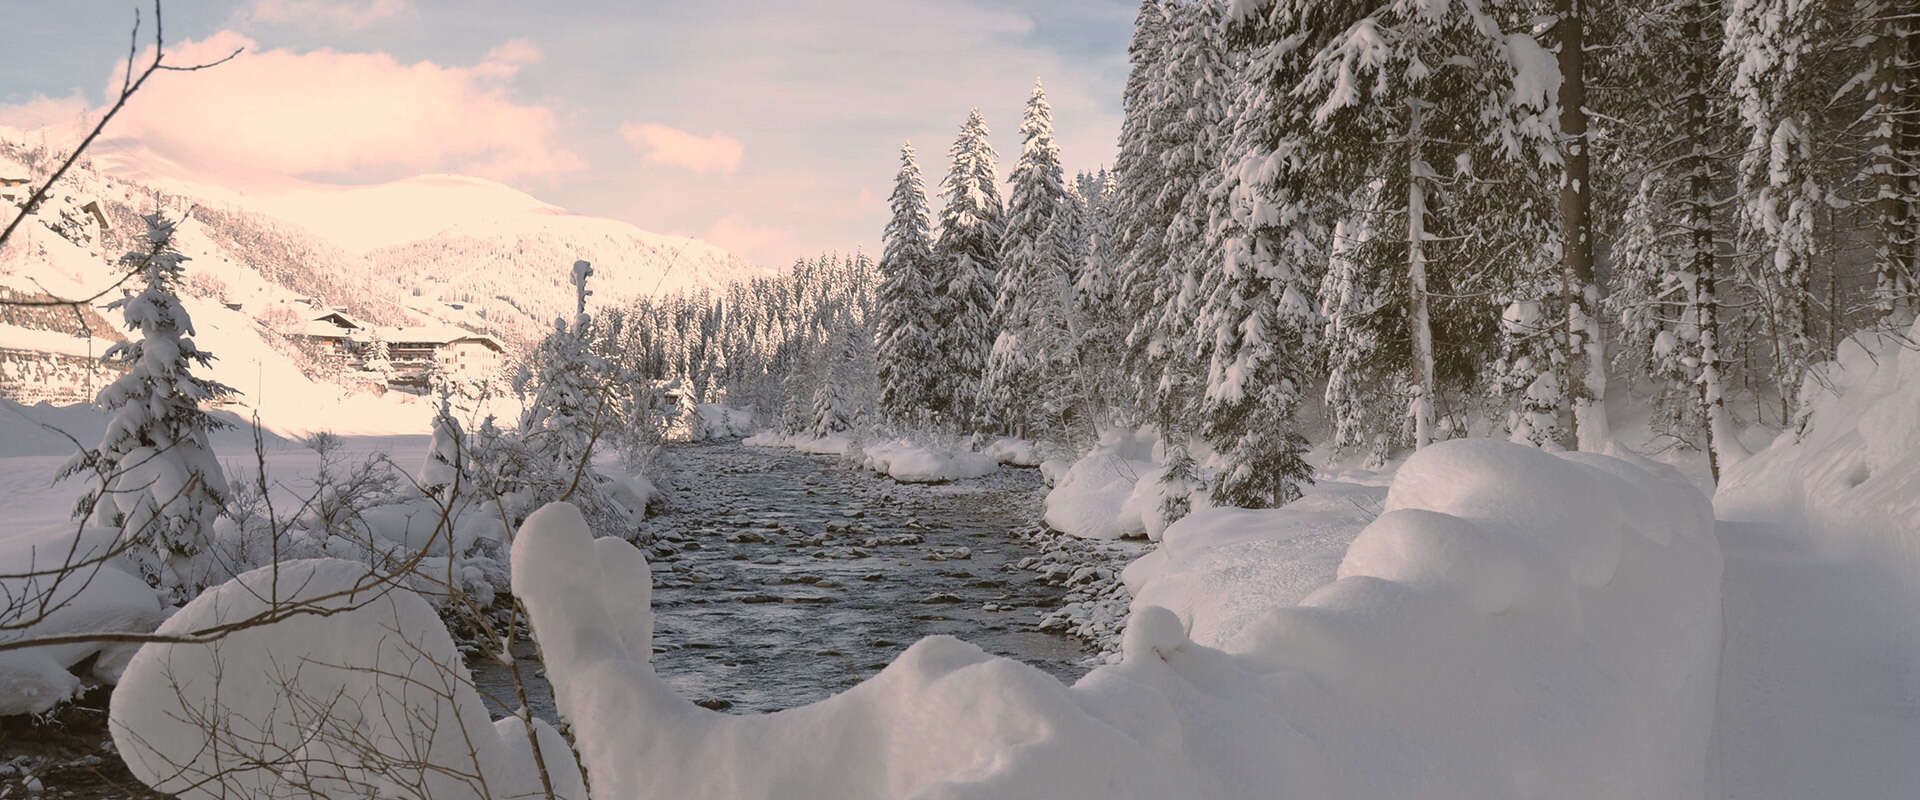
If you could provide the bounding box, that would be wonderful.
[1707,320,1920,798]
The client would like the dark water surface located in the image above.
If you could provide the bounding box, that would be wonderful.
[475,441,1090,717]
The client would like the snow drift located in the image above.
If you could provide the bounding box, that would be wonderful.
[512,439,1721,798]
[1042,428,1187,540]
[860,438,996,484]
[1716,318,1920,567]
[0,526,167,715]
[109,558,584,799]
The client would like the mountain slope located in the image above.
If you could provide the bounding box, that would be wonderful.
[0,129,773,351]
[366,212,771,345]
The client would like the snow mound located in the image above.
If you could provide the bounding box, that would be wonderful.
[0,526,167,715]
[690,403,755,440]
[511,440,1721,798]
[1042,429,1157,539]
[982,437,1044,467]
[109,558,584,799]
[1120,480,1382,650]
[742,430,857,456]
[1717,319,1920,566]
[860,438,996,484]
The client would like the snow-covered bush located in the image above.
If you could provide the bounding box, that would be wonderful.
[109,558,584,799]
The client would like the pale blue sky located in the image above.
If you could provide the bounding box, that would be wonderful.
[0,1,1132,265]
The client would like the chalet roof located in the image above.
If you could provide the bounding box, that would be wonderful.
[293,313,500,352]
[311,310,368,330]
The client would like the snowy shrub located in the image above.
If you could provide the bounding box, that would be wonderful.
[109,558,584,799]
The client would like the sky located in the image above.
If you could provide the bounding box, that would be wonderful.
[0,0,1134,267]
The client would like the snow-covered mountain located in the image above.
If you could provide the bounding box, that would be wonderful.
[363,201,766,346]
[0,129,774,351]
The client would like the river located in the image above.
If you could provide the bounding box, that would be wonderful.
[474,441,1098,717]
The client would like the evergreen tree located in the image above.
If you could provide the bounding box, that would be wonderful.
[1071,170,1127,434]
[1113,0,1178,425]
[1723,0,1838,426]
[876,143,938,427]
[61,213,236,601]
[981,81,1073,437]
[932,109,1004,429]
[512,260,625,533]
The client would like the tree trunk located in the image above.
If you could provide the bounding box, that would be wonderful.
[1686,0,1745,481]
[1871,0,1919,323]
[1556,0,1608,451]
[1407,98,1437,449]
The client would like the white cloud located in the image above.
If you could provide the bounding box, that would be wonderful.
[239,0,412,31]
[88,31,577,182]
[619,123,745,174]
[0,92,91,133]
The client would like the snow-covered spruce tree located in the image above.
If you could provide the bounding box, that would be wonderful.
[1146,0,1234,434]
[876,142,939,428]
[1722,0,1839,427]
[509,260,627,534]
[1864,0,1920,323]
[363,331,395,387]
[1112,0,1175,425]
[1296,0,1559,451]
[60,213,236,602]
[1070,170,1128,434]
[981,81,1073,438]
[1191,0,1332,508]
[1319,206,1399,466]
[810,319,874,438]
[932,109,1004,430]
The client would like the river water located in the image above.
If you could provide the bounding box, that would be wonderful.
[474,441,1095,717]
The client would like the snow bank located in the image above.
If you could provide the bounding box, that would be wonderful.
[1120,480,1382,650]
[982,436,1043,467]
[512,440,1722,798]
[742,430,857,456]
[691,403,755,440]
[110,558,584,799]
[744,432,999,484]
[1716,319,1920,566]
[0,526,167,715]
[860,438,996,484]
[1042,429,1157,539]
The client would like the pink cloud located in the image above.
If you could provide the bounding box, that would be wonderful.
[0,92,91,133]
[619,122,744,174]
[82,31,577,183]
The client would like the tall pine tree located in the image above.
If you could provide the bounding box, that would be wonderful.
[933,109,1004,430]
[981,81,1073,437]
[876,142,939,427]
[61,213,236,602]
